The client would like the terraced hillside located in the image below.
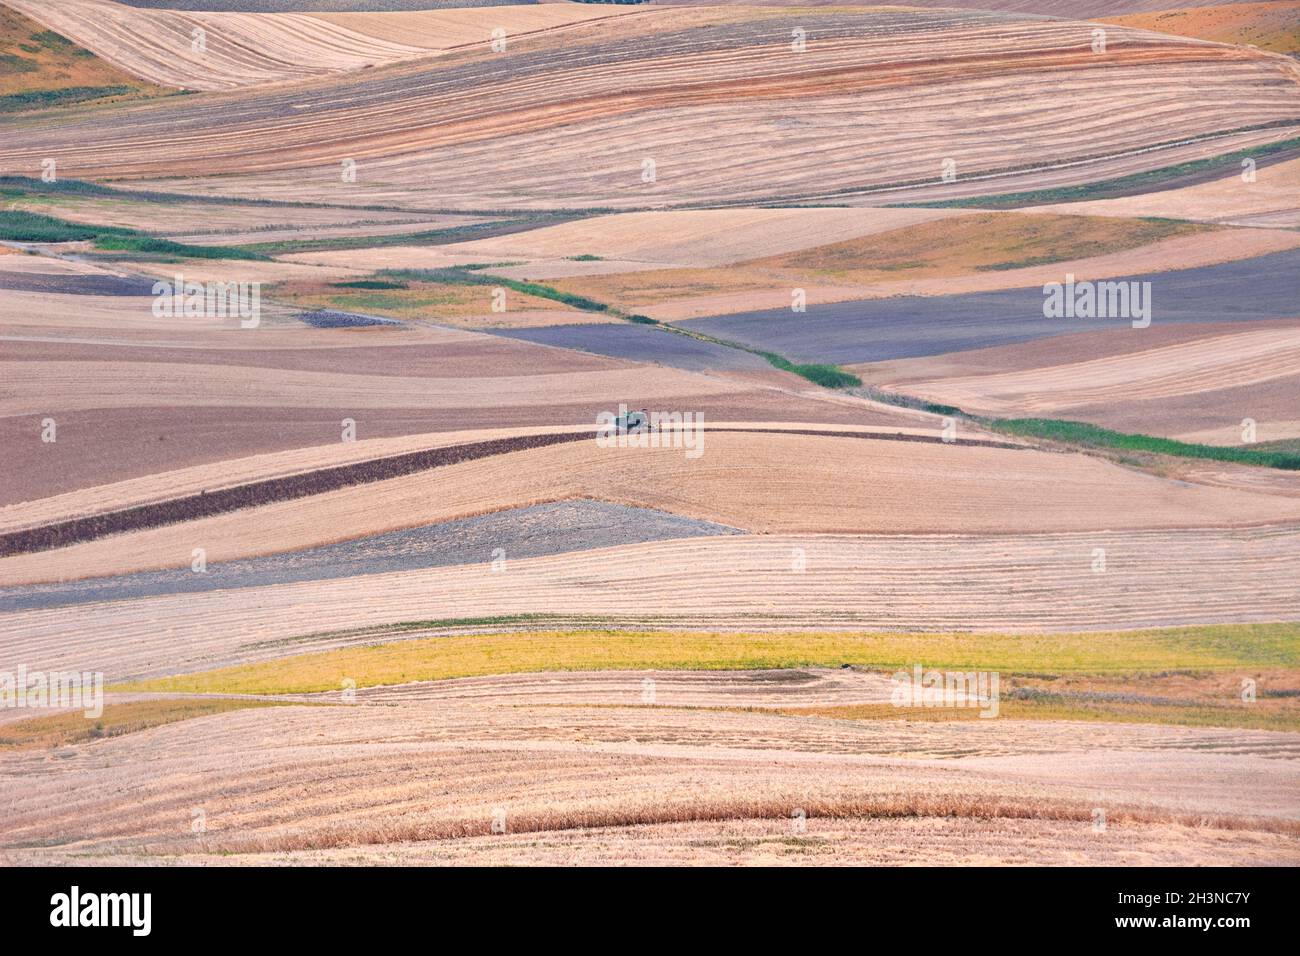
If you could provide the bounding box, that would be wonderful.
[5,0,635,91]
[5,679,1299,864]
[3,6,1297,208]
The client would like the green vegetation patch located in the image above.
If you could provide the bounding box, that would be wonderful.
[93,234,269,261]
[759,352,862,388]
[0,209,268,260]
[982,418,1300,470]
[240,214,583,255]
[0,208,126,242]
[662,323,862,388]
[0,84,136,113]
[331,279,409,290]
[383,266,613,313]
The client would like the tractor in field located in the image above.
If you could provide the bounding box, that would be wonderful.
[615,407,650,433]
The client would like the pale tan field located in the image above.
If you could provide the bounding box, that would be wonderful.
[0,288,303,335]
[6,194,485,245]
[853,320,1300,385]
[1180,420,1300,444]
[8,428,1300,587]
[6,0,635,91]
[1029,155,1300,227]
[244,212,1299,329]
[552,216,1300,320]
[859,321,1300,445]
[5,528,1299,679]
[442,207,974,268]
[886,326,1300,415]
[266,275,619,329]
[0,421,944,532]
[0,255,372,326]
[6,11,1296,209]
[0,358,750,416]
[278,245,561,273]
[8,818,1291,867]
[798,124,1300,208]
[1,682,1296,864]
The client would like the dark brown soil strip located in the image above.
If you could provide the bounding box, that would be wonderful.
[0,427,1024,557]
[0,432,587,558]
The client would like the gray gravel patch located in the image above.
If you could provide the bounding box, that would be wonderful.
[0,500,741,612]
[293,309,404,328]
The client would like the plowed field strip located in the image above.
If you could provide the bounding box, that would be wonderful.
[0,428,1020,557]
[0,432,578,557]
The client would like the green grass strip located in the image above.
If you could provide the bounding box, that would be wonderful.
[383,266,614,313]
[383,267,862,389]
[0,209,268,260]
[982,418,1300,469]
[93,234,268,260]
[0,85,134,113]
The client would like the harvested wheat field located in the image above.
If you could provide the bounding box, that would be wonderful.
[539,214,1300,319]
[3,0,1299,880]
[442,207,975,269]
[857,319,1300,445]
[1029,154,1300,227]
[876,324,1300,416]
[2,634,1299,864]
[8,426,1300,573]
[5,192,489,244]
[5,8,1299,208]
[4,527,1300,678]
[1,287,925,500]
[650,0,1256,14]
[5,0,635,91]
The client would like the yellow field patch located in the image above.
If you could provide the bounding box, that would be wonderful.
[0,697,296,751]
[269,276,585,327]
[119,623,1300,696]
